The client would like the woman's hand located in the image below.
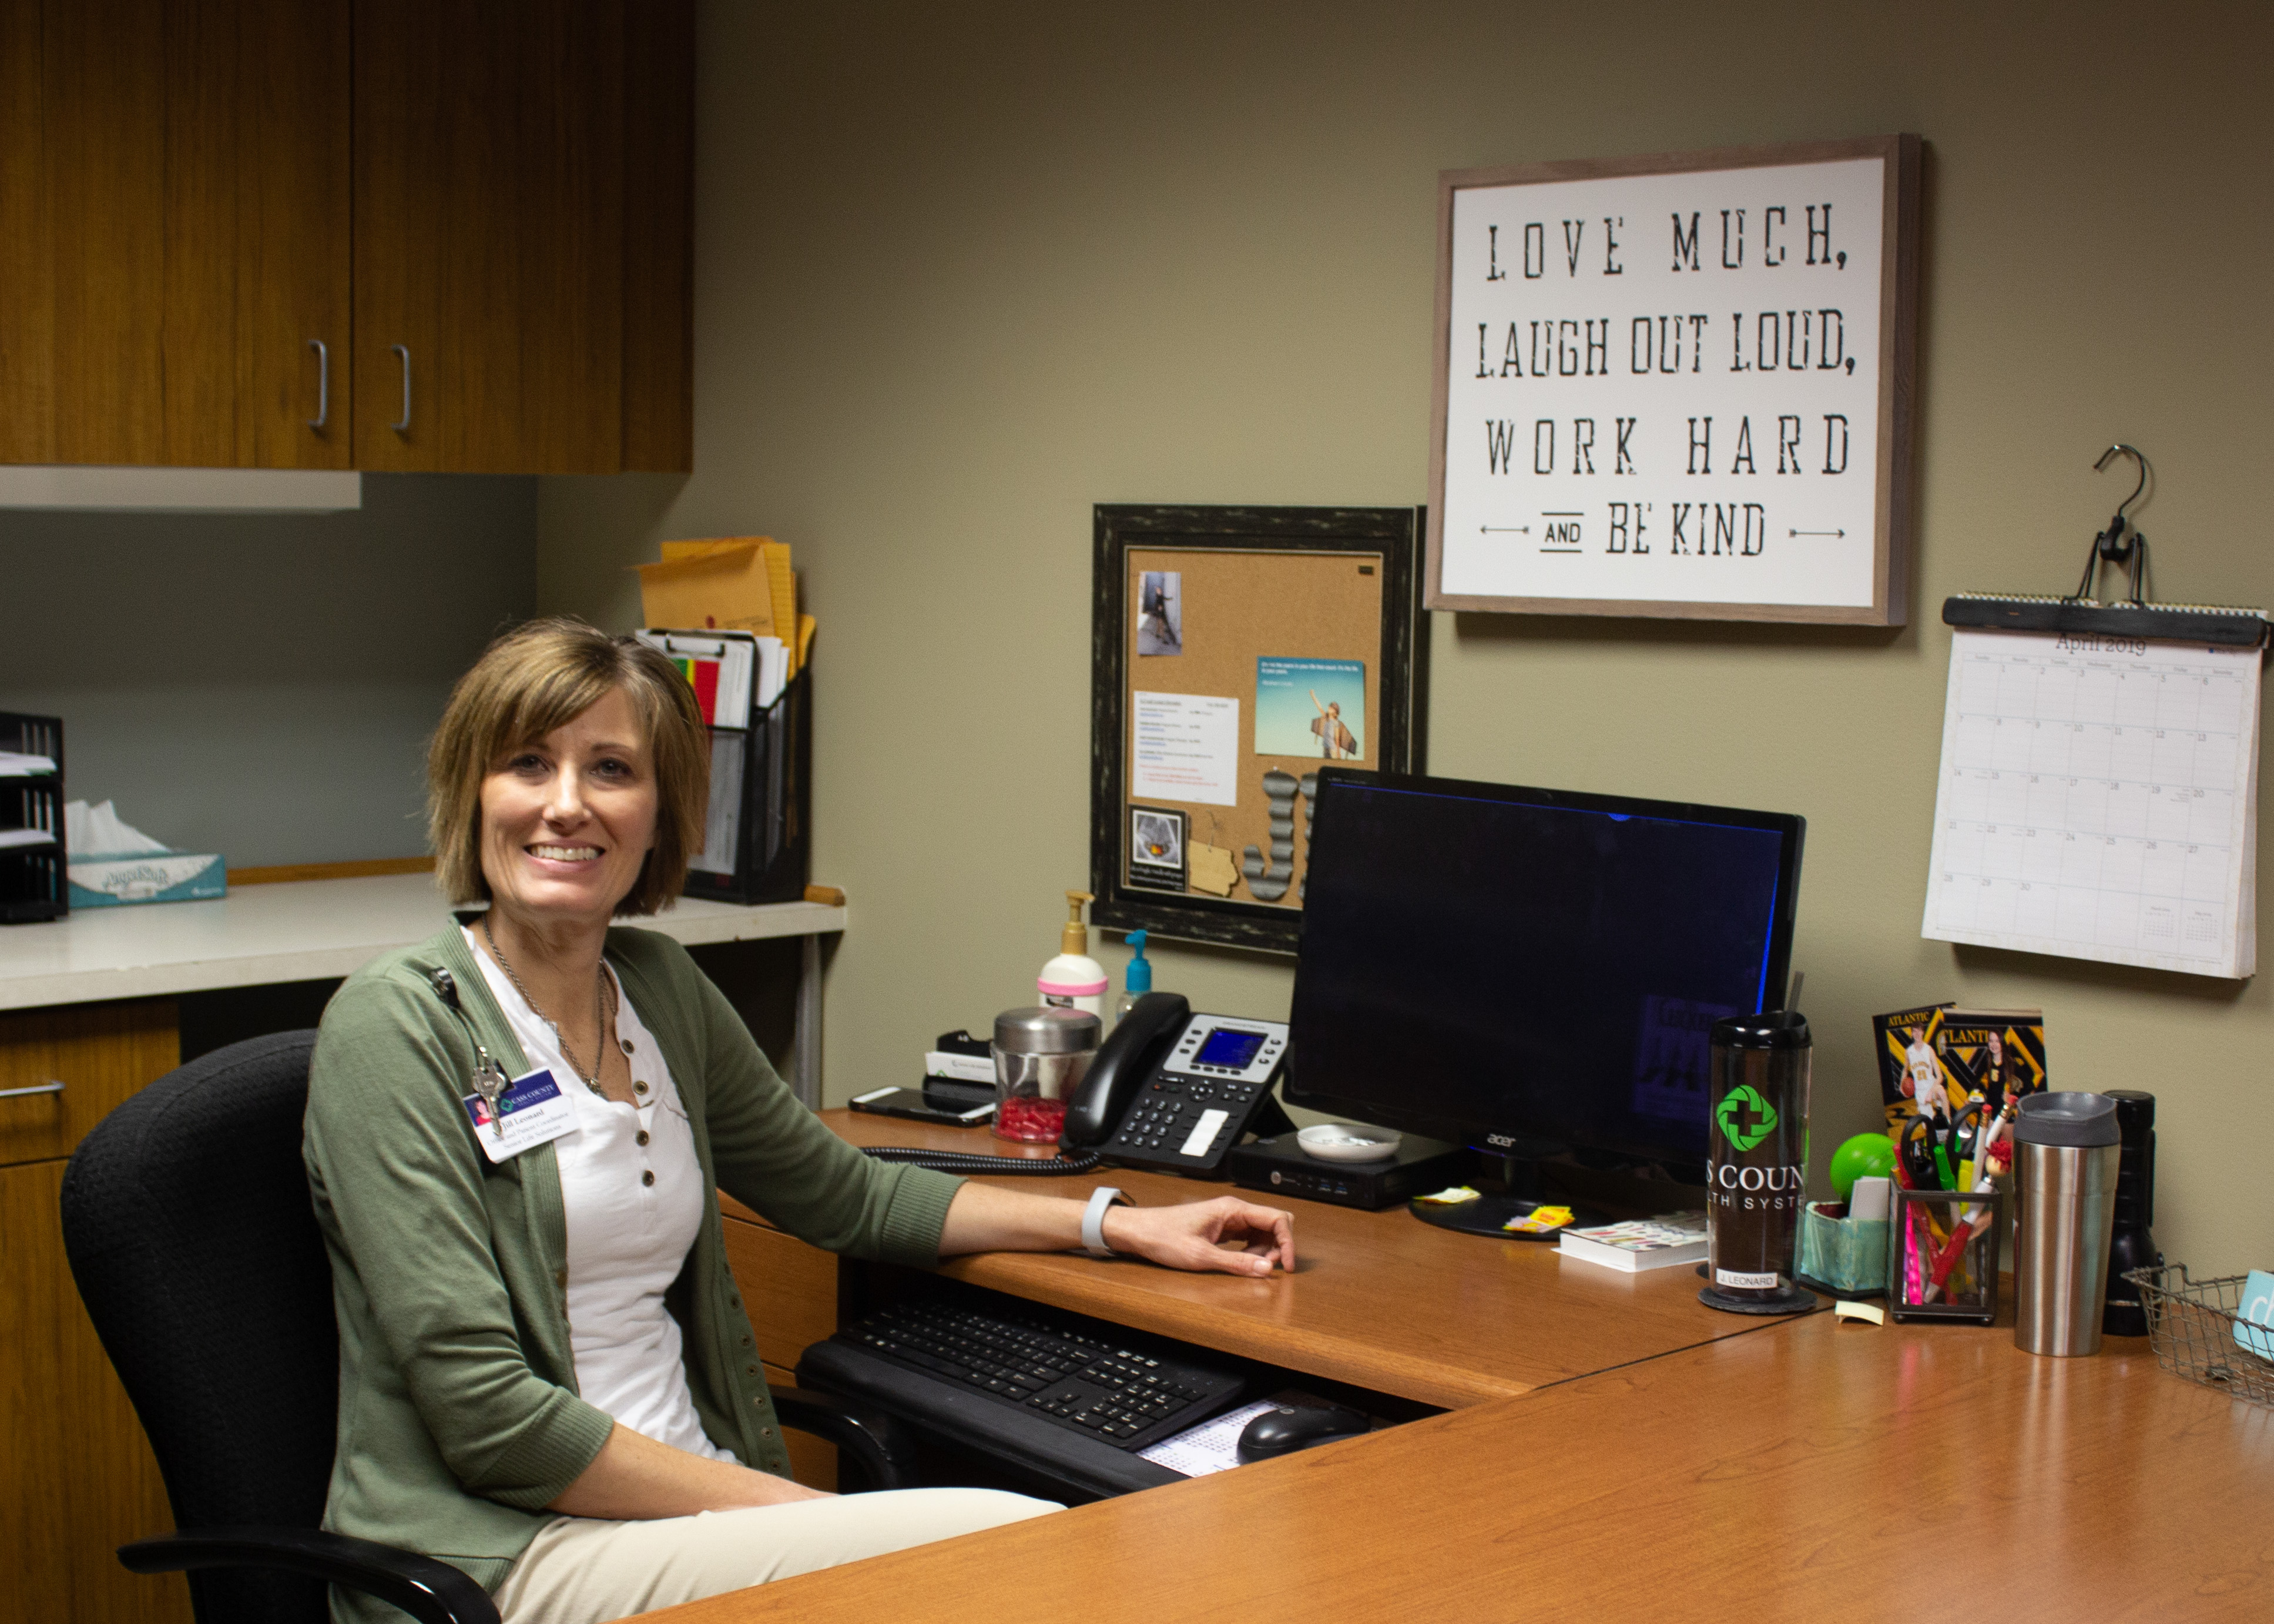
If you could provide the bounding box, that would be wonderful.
[1102,1195,1295,1277]
[939,1182,1295,1274]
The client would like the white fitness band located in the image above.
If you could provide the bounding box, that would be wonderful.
[1083,1186,1133,1257]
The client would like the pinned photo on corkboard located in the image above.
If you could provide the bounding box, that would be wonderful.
[1091,505,1428,953]
[1128,806,1189,892]
[1136,571,1183,656]
[1256,657,1365,761]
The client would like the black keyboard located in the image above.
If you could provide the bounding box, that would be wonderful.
[798,1291,1252,1498]
[834,1296,1245,1448]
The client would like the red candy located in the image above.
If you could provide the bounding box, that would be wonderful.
[993,1094,1066,1144]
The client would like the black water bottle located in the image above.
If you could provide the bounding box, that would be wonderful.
[1700,1010,1817,1316]
[2101,1089,2161,1338]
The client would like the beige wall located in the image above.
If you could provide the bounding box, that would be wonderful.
[538,1,2274,1272]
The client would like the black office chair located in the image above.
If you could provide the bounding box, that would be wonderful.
[61,1029,914,1624]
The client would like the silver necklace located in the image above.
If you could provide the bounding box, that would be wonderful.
[481,915,613,1098]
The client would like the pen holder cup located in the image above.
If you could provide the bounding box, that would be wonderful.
[1796,1203,1887,1298]
[1889,1187,2003,1325]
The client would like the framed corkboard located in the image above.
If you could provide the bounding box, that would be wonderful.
[1091,505,1428,953]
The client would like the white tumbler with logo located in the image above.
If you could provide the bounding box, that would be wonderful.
[1701,1010,1817,1316]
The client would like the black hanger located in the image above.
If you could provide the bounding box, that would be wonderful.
[2068,444,2151,605]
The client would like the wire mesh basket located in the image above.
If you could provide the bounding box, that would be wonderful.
[2126,1264,2274,1408]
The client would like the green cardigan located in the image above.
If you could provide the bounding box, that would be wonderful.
[303,921,962,1617]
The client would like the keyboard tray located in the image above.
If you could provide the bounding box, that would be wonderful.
[796,1287,1255,1498]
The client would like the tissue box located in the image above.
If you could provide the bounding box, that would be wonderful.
[67,851,227,908]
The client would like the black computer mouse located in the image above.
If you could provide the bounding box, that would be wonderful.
[1236,1402,1371,1462]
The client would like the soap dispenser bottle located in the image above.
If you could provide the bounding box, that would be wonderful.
[1115,930,1153,1024]
[1039,891,1108,1018]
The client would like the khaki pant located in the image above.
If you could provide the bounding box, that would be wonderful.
[494,1489,1059,1624]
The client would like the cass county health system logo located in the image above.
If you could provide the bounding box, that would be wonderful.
[1715,1085,1779,1153]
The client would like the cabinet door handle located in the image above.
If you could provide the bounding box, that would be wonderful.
[0,1080,64,1100]
[307,338,330,430]
[391,344,412,434]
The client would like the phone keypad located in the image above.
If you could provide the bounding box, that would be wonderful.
[1108,1075,1261,1158]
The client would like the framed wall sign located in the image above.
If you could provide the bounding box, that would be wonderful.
[1426,133,1921,625]
[1091,505,1428,953]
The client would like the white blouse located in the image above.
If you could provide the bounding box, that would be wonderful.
[463,928,736,1464]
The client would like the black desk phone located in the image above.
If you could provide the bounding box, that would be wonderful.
[1061,992,1292,1175]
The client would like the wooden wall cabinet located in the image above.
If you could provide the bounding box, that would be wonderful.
[0,0,691,477]
[353,0,692,474]
[0,0,351,469]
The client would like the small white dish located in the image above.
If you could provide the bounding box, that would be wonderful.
[1296,1123,1401,1163]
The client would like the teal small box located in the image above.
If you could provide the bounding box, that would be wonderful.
[1796,1201,1888,1298]
[66,851,227,909]
[2233,1271,2274,1361]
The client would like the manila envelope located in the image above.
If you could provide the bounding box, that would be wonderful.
[656,537,798,669]
[638,540,776,637]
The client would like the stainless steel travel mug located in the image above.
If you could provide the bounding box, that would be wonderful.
[2013,1091,2121,1357]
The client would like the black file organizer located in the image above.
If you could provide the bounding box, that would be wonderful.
[682,671,811,906]
[1,712,68,923]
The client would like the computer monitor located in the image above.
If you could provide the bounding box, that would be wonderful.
[1285,768,1804,1175]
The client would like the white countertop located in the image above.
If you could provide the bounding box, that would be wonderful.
[0,873,847,1010]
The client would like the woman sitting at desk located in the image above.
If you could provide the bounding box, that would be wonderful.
[304,618,1295,1624]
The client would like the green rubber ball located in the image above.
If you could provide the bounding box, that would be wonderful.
[1829,1132,1897,1202]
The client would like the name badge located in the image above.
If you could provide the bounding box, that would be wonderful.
[461,1067,579,1163]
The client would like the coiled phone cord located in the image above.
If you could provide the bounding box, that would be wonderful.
[860,1144,1106,1176]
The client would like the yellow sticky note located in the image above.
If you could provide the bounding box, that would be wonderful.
[1413,1186,1482,1206]
[1503,1204,1574,1234]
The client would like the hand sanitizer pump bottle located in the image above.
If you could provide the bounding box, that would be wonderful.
[1115,931,1153,1024]
[1039,891,1107,1018]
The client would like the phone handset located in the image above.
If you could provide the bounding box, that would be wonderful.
[1061,992,1190,1149]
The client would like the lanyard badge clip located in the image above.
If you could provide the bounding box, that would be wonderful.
[469,1045,511,1139]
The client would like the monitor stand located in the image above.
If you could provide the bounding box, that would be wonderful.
[1406,1142,1609,1241]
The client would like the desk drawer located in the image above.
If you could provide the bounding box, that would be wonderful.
[722,1216,839,1372]
[0,1001,179,1169]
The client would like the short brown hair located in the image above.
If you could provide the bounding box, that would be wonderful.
[427,617,710,916]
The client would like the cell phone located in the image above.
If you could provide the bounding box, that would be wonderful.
[848,1086,995,1126]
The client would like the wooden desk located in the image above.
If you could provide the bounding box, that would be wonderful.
[650,1310,2274,1623]
[752,1112,1785,1410]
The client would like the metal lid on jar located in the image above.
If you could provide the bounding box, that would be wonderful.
[994,1006,1101,1055]
[2014,1090,2119,1147]
[1709,1009,1812,1050]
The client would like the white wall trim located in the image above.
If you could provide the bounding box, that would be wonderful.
[0,466,362,512]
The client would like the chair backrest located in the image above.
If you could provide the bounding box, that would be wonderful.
[61,1029,336,1624]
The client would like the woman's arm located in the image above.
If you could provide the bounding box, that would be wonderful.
[937,1182,1294,1275]
[547,1424,830,1518]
